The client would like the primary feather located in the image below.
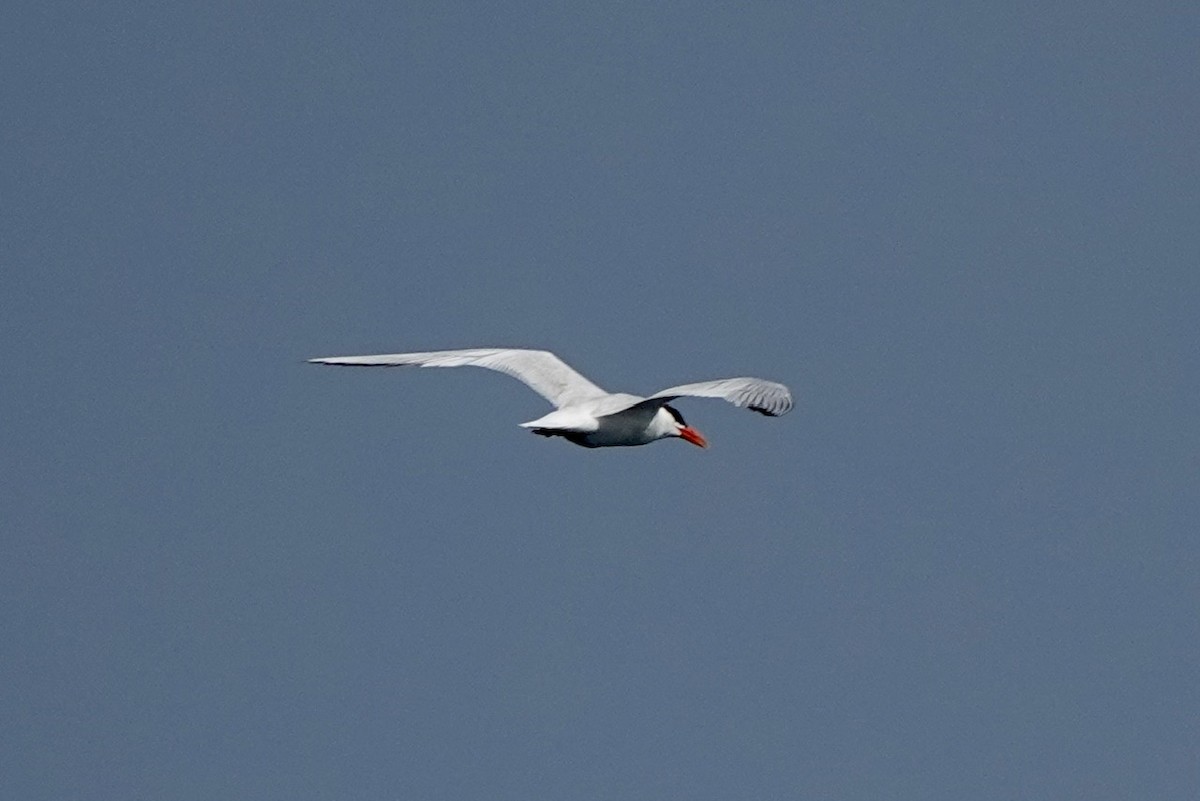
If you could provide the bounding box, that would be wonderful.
[308,348,608,408]
[647,377,794,416]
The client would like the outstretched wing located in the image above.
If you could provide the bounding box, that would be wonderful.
[308,348,609,409]
[645,377,793,417]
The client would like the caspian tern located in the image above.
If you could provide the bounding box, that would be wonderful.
[308,348,792,449]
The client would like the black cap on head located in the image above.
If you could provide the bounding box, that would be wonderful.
[664,405,688,427]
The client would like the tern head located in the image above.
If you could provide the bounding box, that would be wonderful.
[661,405,708,448]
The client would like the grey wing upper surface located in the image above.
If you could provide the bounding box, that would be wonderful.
[646,377,794,416]
[307,348,609,408]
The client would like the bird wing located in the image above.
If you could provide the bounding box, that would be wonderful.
[308,348,609,408]
[644,377,794,416]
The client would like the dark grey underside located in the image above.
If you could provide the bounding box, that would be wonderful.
[529,429,609,448]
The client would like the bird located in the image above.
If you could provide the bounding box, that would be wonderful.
[308,347,792,449]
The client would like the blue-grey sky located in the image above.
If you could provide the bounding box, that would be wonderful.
[4,3,1198,799]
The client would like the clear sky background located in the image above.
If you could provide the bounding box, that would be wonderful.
[3,3,1198,800]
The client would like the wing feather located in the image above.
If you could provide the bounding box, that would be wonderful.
[308,348,608,408]
[646,377,793,417]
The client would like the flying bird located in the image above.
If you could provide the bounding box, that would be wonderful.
[308,348,792,449]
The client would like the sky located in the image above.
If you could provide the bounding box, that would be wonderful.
[3,3,1198,799]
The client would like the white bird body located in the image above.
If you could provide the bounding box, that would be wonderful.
[308,348,792,449]
[518,398,676,448]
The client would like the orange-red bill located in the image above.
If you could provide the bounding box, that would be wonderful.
[679,426,708,448]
